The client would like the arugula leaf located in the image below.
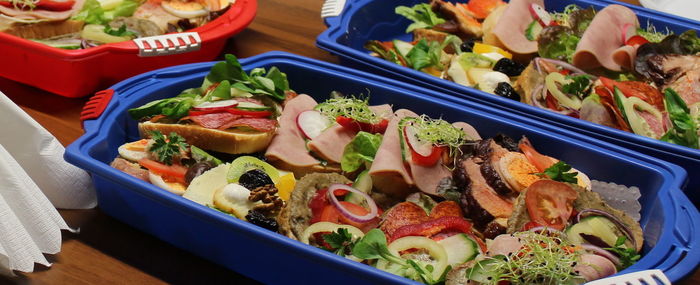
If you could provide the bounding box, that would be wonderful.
[148,131,189,165]
[605,236,641,270]
[104,24,136,37]
[536,161,578,183]
[661,88,699,148]
[395,3,446,33]
[341,132,383,173]
[203,54,288,101]
[562,75,591,99]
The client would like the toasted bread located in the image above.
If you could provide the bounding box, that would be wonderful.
[138,121,275,154]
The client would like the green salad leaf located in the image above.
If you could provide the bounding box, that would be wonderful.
[395,3,446,33]
[538,25,580,63]
[364,40,403,66]
[637,22,673,43]
[605,236,641,270]
[104,24,136,37]
[204,54,289,100]
[341,131,383,173]
[561,75,591,99]
[679,30,700,55]
[406,39,443,70]
[72,0,138,25]
[661,88,699,148]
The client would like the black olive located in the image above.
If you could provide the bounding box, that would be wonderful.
[245,210,278,232]
[492,58,525,77]
[494,82,520,101]
[185,161,215,184]
[460,39,476,52]
[238,169,273,190]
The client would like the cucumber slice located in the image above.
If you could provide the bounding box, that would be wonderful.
[236,101,272,111]
[345,170,372,205]
[565,216,633,249]
[397,117,418,162]
[465,258,503,283]
[436,233,478,265]
[393,40,414,62]
[525,20,544,41]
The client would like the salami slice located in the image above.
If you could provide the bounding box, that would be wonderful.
[190,112,240,129]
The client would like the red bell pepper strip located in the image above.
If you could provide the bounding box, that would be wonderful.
[336,116,389,134]
[389,216,473,242]
[0,0,75,11]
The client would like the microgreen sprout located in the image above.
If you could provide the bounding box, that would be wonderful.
[315,96,383,124]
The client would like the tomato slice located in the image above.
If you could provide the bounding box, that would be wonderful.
[625,35,649,46]
[524,180,578,230]
[318,203,377,232]
[138,158,187,184]
[336,116,389,134]
[545,93,562,111]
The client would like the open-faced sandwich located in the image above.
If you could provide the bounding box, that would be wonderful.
[111,56,646,284]
[1,0,232,49]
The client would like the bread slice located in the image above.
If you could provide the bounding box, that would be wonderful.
[138,121,275,154]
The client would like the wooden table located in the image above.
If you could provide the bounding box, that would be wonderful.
[0,0,697,284]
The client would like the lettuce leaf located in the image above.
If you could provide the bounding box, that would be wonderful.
[341,131,383,172]
[72,0,138,25]
[203,54,289,100]
[679,30,700,55]
[538,25,580,62]
[395,3,446,33]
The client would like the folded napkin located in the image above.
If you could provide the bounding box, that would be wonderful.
[0,90,94,276]
[0,92,96,209]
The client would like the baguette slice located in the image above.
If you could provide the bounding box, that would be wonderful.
[138,121,275,154]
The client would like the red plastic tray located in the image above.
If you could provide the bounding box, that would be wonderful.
[0,0,256,98]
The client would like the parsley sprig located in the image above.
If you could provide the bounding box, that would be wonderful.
[322,228,357,257]
[148,131,188,165]
[104,24,136,37]
[535,161,578,183]
[605,236,641,270]
[562,75,592,99]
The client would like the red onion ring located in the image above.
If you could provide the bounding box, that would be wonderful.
[528,226,563,235]
[534,57,543,74]
[327,184,378,223]
[576,209,637,248]
[580,243,621,267]
[539,58,588,75]
[531,84,545,108]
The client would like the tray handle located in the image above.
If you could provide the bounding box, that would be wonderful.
[133,32,201,57]
[80,89,114,130]
[658,187,700,281]
[321,0,347,26]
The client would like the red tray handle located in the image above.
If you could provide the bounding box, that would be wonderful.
[80,89,114,129]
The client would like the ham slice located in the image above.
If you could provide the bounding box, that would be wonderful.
[369,109,417,197]
[307,124,355,164]
[0,0,84,21]
[612,45,638,71]
[452,121,481,141]
[572,5,639,71]
[265,95,320,172]
[490,0,542,55]
[308,104,393,164]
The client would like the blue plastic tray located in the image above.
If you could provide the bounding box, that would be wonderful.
[65,52,700,283]
[316,0,700,203]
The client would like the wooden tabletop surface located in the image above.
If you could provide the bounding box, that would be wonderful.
[1,0,698,284]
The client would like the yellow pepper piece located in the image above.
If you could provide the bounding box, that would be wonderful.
[421,66,443,77]
[472,42,512,59]
[275,173,296,201]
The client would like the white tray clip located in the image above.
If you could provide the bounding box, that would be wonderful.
[133,32,202,57]
[321,0,347,19]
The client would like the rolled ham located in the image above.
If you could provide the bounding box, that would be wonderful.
[410,121,480,195]
[265,94,321,175]
[489,0,542,55]
[369,109,417,197]
[572,5,639,71]
[612,45,638,71]
[307,104,393,164]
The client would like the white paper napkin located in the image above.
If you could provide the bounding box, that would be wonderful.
[640,0,700,22]
[0,91,96,209]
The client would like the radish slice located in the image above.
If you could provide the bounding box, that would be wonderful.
[621,23,637,43]
[404,123,433,157]
[297,110,331,139]
[529,3,552,27]
[193,99,238,111]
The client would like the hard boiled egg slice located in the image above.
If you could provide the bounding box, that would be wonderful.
[149,171,187,195]
[161,0,208,18]
[118,139,152,162]
[213,183,260,219]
